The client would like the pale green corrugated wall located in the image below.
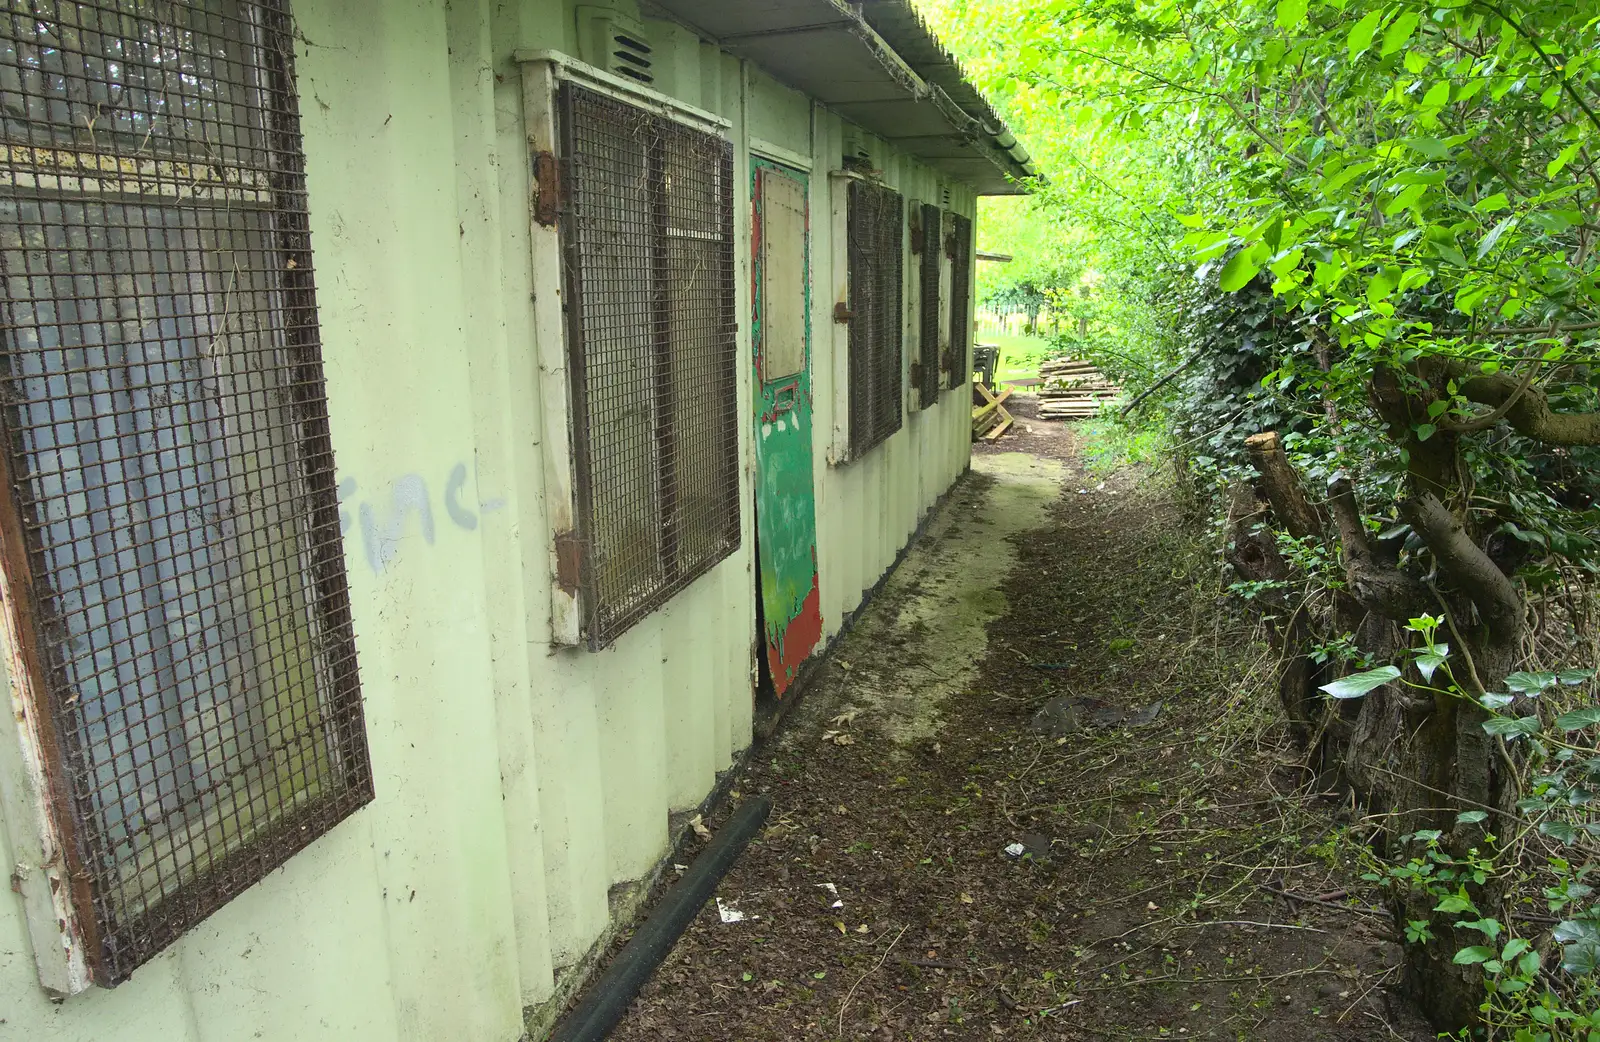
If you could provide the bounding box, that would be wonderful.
[0,3,527,1040]
[0,2,977,1039]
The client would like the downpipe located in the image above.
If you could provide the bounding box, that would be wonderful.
[546,796,773,1042]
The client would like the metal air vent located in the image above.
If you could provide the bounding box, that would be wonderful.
[577,6,654,84]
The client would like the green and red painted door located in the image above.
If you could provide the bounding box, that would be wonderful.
[751,158,822,695]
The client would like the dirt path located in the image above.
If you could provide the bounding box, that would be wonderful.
[609,412,1434,1041]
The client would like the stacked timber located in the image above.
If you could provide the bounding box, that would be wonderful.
[1038,358,1121,420]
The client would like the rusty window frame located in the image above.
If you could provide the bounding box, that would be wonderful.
[845,178,903,457]
[0,0,369,988]
[946,212,974,390]
[554,81,739,649]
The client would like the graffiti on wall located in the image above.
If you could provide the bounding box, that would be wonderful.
[338,461,505,573]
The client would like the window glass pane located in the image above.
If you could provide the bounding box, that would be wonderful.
[758,167,805,381]
[0,0,368,986]
[559,83,738,647]
[0,0,264,160]
[0,197,334,920]
[846,179,903,457]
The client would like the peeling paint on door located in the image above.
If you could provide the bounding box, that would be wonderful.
[752,160,821,694]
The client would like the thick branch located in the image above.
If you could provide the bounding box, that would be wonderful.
[1328,476,1430,621]
[1244,431,1323,541]
[1399,491,1524,648]
[1452,366,1600,444]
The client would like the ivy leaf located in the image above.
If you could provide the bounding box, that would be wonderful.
[1320,665,1401,699]
[1553,921,1600,975]
[1555,707,1600,731]
[1505,671,1557,694]
[1455,810,1489,825]
[1481,692,1515,709]
[1556,668,1595,685]
[1541,820,1580,845]
[1415,648,1447,680]
[1452,945,1496,965]
[1347,10,1383,59]
[1482,715,1542,739]
[1560,941,1599,976]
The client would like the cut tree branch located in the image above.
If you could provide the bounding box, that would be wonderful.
[1399,490,1524,649]
[1327,475,1430,621]
[1244,431,1323,541]
[1447,363,1600,444]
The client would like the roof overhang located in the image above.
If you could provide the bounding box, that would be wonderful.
[641,0,1034,195]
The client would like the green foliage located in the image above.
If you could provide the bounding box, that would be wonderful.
[921,0,1600,1029]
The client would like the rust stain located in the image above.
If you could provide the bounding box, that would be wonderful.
[533,151,561,227]
[0,440,102,982]
[553,530,583,593]
[833,301,854,323]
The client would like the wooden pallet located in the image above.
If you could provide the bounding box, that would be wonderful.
[972,383,1015,440]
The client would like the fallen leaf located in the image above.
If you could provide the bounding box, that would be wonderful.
[838,660,853,672]
[829,709,861,726]
[834,921,847,935]
[960,893,974,904]
[1147,901,1160,911]
[856,924,870,933]
[690,815,712,841]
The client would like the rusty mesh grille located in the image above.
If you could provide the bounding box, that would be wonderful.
[947,212,973,390]
[0,0,369,984]
[846,179,903,457]
[557,83,738,649]
[916,202,940,409]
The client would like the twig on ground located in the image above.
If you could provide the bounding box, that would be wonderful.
[838,924,908,1035]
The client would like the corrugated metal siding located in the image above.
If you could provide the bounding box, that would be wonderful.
[0,3,976,1040]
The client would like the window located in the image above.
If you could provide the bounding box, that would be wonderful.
[845,178,903,457]
[946,212,974,389]
[914,202,941,409]
[556,82,738,649]
[0,0,369,987]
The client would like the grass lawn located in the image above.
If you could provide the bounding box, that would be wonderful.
[974,330,1052,381]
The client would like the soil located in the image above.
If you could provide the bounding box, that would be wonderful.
[605,404,1435,1041]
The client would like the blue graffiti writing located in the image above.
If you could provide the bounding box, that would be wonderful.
[338,461,503,573]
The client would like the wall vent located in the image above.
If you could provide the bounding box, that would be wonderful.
[578,6,654,85]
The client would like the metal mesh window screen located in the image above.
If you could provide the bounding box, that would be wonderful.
[846,179,903,456]
[916,203,940,409]
[0,0,369,984]
[947,213,974,390]
[557,83,738,649]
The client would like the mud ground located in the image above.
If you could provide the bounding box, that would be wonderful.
[604,405,1435,1041]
